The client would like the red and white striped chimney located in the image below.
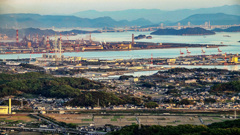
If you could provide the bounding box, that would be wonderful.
[16,30,19,43]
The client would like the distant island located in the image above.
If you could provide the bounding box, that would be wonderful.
[0,28,100,38]
[150,27,215,36]
[213,26,240,32]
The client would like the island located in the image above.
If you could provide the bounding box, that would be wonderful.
[213,26,240,32]
[0,28,101,38]
[150,27,215,35]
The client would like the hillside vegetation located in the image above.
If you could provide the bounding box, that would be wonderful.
[108,119,240,135]
[211,81,240,93]
[0,72,104,98]
[66,91,142,107]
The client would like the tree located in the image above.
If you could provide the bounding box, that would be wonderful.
[145,102,158,108]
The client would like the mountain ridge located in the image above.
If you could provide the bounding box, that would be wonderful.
[150,27,215,35]
[178,13,240,25]
[73,5,240,23]
[0,14,153,28]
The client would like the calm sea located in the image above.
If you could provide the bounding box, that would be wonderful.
[0,31,239,60]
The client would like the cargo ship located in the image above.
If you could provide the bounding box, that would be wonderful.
[223,35,231,37]
[206,45,218,48]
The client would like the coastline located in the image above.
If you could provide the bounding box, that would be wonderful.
[0,43,227,55]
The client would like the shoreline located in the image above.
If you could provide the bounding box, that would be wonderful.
[0,43,227,55]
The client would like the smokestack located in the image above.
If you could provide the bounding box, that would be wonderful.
[16,30,19,43]
[36,34,39,44]
[151,53,153,66]
[46,36,50,50]
[59,34,62,60]
[89,33,92,43]
[21,100,23,109]
[132,34,134,46]
[8,98,11,114]
[47,36,49,44]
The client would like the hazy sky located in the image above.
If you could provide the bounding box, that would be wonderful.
[0,0,239,14]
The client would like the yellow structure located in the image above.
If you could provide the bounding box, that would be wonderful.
[0,106,8,114]
[0,98,11,114]
[27,42,31,48]
[111,43,132,50]
[129,43,132,49]
[167,59,176,64]
[129,77,139,82]
[9,98,11,114]
[128,66,144,70]
[230,56,238,63]
[76,63,82,66]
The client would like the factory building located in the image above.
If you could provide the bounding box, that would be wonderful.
[229,56,238,63]
[0,98,11,114]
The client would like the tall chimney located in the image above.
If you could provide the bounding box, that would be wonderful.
[132,34,134,46]
[8,98,11,114]
[36,34,38,44]
[89,33,92,43]
[16,30,19,43]
[46,36,51,51]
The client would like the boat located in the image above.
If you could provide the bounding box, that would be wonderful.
[206,45,218,48]
[223,35,231,37]
[201,48,206,53]
[180,49,184,55]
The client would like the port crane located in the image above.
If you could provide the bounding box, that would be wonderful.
[186,48,191,54]
[218,47,222,52]
[180,49,184,55]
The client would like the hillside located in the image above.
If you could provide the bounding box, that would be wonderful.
[0,14,152,28]
[210,81,240,94]
[0,28,100,38]
[73,5,240,23]
[213,26,240,32]
[66,91,142,107]
[178,13,240,25]
[108,119,240,135]
[150,27,215,35]
[0,72,104,98]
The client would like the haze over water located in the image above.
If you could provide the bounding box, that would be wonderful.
[1,31,240,60]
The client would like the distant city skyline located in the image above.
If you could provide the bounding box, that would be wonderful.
[0,0,239,15]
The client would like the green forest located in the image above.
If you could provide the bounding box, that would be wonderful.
[0,72,104,98]
[108,119,240,135]
[211,81,240,93]
[158,68,230,74]
[66,91,142,107]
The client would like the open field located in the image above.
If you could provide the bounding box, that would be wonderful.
[44,114,231,127]
[0,115,37,123]
[7,132,60,135]
[45,114,93,125]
